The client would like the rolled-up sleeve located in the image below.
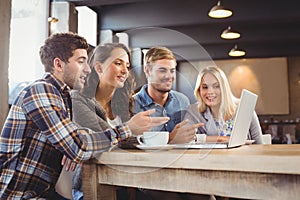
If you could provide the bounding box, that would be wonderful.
[23,82,131,163]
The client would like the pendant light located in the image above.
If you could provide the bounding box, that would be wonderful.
[221,26,240,39]
[208,1,232,19]
[228,44,246,57]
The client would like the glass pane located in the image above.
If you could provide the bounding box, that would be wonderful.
[9,0,49,104]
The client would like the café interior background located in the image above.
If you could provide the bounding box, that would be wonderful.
[1,0,300,143]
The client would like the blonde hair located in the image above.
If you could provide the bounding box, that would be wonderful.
[194,66,238,120]
[144,46,176,68]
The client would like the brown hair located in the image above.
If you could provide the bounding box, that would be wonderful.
[83,43,134,121]
[83,43,132,98]
[144,46,176,68]
[39,32,89,73]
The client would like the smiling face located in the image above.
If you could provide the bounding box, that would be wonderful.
[146,59,176,93]
[98,48,130,89]
[200,72,221,109]
[62,49,90,90]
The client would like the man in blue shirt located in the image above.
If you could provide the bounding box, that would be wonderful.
[134,46,202,144]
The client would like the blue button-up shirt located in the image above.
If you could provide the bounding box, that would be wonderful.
[133,84,190,132]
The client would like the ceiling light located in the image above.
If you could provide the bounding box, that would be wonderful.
[48,17,58,23]
[208,1,232,18]
[221,26,240,39]
[228,44,246,57]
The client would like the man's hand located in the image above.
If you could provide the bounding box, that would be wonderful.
[61,155,81,171]
[127,109,169,135]
[169,119,204,144]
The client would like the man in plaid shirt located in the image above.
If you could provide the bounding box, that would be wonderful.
[0,32,168,199]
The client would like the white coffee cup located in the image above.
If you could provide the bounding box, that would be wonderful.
[137,131,169,146]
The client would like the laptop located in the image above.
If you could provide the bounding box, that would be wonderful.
[175,89,258,149]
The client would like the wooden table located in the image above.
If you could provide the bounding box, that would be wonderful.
[82,144,300,200]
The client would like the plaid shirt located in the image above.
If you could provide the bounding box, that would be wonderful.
[0,73,131,199]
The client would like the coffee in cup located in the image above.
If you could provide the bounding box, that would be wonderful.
[137,131,169,146]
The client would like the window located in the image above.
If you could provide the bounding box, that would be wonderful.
[9,0,49,104]
[76,6,97,46]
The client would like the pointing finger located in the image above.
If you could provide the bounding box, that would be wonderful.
[175,119,189,129]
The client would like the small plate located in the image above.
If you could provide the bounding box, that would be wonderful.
[245,140,255,145]
[136,144,175,150]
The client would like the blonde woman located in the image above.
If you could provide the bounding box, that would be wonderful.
[184,66,263,144]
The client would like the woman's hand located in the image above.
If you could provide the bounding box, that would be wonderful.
[127,109,169,135]
[169,119,204,144]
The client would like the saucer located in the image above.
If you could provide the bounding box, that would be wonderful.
[245,140,255,145]
[136,144,175,150]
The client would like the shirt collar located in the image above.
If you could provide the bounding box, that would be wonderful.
[43,72,70,94]
[138,84,173,107]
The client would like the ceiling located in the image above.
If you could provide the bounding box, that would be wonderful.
[65,0,300,61]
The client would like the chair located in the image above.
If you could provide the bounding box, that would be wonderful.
[282,124,296,144]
